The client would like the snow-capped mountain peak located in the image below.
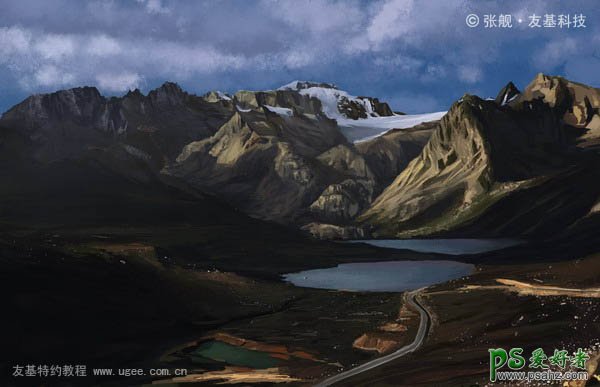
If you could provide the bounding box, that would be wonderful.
[275,80,446,142]
[278,81,394,120]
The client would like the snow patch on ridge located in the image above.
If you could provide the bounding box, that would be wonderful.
[236,105,251,113]
[351,112,447,143]
[215,91,231,101]
[501,93,519,106]
[264,105,293,117]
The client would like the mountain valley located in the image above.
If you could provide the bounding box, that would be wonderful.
[1,74,599,386]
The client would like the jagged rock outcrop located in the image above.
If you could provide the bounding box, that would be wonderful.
[517,73,600,148]
[301,222,367,240]
[495,81,521,106]
[309,179,373,223]
[338,95,394,119]
[202,90,233,104]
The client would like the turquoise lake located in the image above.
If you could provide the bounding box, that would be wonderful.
[192,340,279,369]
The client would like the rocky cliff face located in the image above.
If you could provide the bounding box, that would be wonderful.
[518,73,600,148]
[361,74,600,238]
[338,95,394,119]
[309,179,373,223]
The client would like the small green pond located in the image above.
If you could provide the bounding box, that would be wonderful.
[192,340,279,369]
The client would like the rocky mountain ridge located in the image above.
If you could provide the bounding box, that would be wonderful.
[361,74,600,238]
[0,81,440,235]
[0,82,234,165]
[3,74,596,241]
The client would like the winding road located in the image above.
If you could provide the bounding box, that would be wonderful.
[315,288,431,387]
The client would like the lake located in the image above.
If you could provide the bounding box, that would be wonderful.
[283,260,474,292]
[350,238,521,255]
[192,340,279,369]
[283,239,519,292]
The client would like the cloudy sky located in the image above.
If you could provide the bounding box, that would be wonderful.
[0,0,599,114]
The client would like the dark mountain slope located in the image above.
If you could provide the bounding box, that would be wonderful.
[356,120,438,193]
[0,83,235,166]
